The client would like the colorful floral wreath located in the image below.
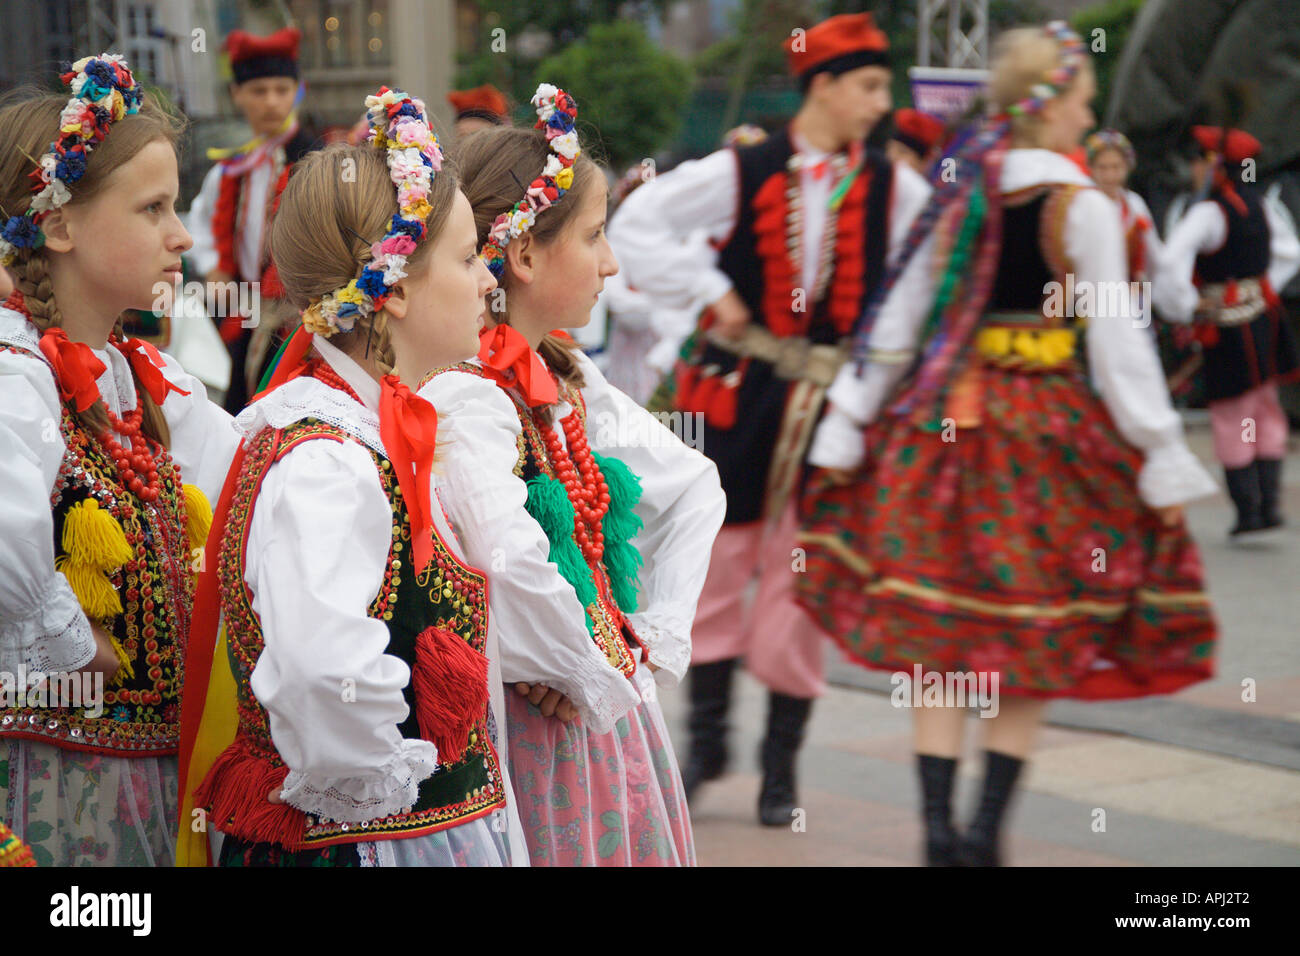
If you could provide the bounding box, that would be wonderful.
[1003,21,1087,119]
[0,54,143,267]
[301,86,444,337]
[478,83,580,279]
[1084,129,1136,170]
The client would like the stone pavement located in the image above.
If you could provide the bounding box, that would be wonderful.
[659,424,1300,866]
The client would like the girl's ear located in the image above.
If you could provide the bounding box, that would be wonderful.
[505,231,536,285]
[383,279,409,321]
[39,208,74,253]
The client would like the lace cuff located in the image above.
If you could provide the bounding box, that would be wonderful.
[567,653,641,735]
[0,574,95,675]
[279,739,438,824]
[808,406,867,471]
[627,611,691,688]
[1138,443,1220,509]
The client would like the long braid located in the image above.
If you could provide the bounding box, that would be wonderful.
[12,249,170,447]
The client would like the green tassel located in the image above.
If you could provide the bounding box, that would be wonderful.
[524,474,598,610]
[593,452,644,613]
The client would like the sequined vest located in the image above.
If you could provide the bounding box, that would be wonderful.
[0,344,193,757]
[201,419,505,849]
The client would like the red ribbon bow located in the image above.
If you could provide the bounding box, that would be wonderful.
[477,324,558,407]
[113,337,191,406]
[378,375,439,574]
[38,327,106,412]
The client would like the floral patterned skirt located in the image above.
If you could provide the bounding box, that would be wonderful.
[506,660,694,866]
[797,364,1218,699]
[0,738,178,866]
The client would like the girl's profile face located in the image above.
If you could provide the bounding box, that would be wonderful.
[53,139,191,316]
[396,189,495,374]
[1042,66,1096,155]
[1089,148,1129,196]
[527,177,619,332]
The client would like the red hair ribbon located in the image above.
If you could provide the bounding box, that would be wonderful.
[378,375,439,573]
[38,327,106,412]
[477,323,558,407]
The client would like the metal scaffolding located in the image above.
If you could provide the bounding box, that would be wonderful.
[917,0,990,69]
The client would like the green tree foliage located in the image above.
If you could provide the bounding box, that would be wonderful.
[1070,0,1145,122]
[536,21,692,169]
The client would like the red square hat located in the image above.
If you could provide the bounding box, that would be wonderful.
[448,84,509,123]
[784,12,890,78]
[1193,126,1261,165]
[891,108,946,154]
[226,27,301,84]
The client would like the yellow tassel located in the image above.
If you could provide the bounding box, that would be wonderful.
[54,555,123,620]
[108,635,135,686]
[61,499,133,571]
[183,484,213,554]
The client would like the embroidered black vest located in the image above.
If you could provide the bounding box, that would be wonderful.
[0,345,192,756]
[715,127,894,344]
[199,419,505,849]
[1195,190,1270,284]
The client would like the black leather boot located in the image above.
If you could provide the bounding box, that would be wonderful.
[682,658,737,804]
[917,754,959,866]
[1225,463,1267,538]
[1257,458,1284,529]
[956,750,1024,866]
[757,692,812,827]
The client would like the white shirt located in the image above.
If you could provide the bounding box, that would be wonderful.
[419,349,726,731]
[810,149,1219,510]
[1153,192,1300,322]
[610,134,933,310]
[0,305,239,675]
[185,160,275,281]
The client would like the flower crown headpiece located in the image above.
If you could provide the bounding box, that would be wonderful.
[1085,129,1135,170]
[478,83,580,279]
[0,54,143,267]
[1003,21,1087,119]
[301,86,444,337]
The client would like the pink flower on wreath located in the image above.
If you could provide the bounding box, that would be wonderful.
[526,183,553,209]
[488,216,512,245]
[375,235,417,257]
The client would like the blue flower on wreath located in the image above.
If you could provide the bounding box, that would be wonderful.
[56,151,88,183]
[83,59,115,86]
[548,111,575,134]
[387,214,424,240]
[2,214,41,249]
[356,268,387,299]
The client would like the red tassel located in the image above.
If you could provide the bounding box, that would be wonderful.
[706,364,743,429]
[1223,278,1238,306]
[411,627,490,766]
[192,741,307,849]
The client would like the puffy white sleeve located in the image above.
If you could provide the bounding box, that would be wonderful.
[1265,194,1300,294]
[1153,201,1225,323]
[577,351,725,687]
[419,370,642,734]
[244,437,437,823]
[808,229,939,470]
[1069,188,1219,507]
[0,351,96,674]
[185,164,224,279]
[887,162,934,264]
[609,149,739,310]
[154,349,241,505]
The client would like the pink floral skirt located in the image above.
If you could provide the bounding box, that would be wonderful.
[504,662,694,866]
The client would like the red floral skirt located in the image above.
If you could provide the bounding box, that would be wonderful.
[797,362,1217,700]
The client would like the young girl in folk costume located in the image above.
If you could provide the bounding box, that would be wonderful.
[799,24,1220,866]
[1154,126,1300,539]
[1086,129,1161,325]
[177,87,530,866]
[0,55,237,866]
[421,85,725,866]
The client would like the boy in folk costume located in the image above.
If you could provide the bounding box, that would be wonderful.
[615,12,930,824]
[185,27,315,413]
[1155,126,1300,539]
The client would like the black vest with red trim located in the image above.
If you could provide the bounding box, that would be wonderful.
[1192,189,1299,401]
[195,418,505,850]
[1196,191,1270,283]
[0,338,192,757]
[716,127,894,345]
